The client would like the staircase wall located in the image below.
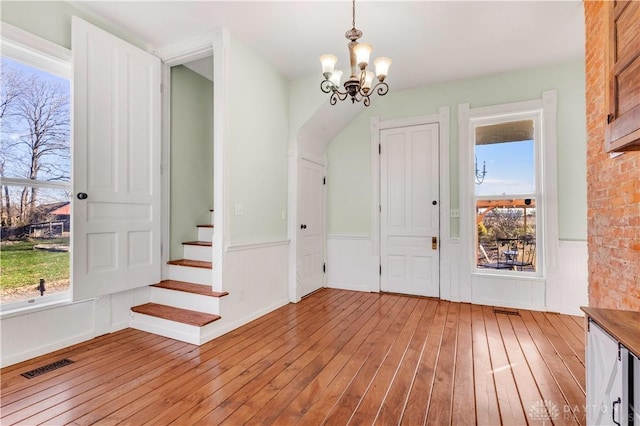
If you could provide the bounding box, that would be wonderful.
[211,240,289,341]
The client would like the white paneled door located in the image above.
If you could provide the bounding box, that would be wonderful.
[380,124,440,297]
[297,159,325,298]
[72,17,161,301]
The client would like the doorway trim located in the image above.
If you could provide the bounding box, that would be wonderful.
[370,107,450,296]
[156,29,229,292]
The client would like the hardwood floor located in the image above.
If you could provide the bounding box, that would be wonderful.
[0,289,586,425]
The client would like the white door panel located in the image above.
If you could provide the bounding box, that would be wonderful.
[72,17,161,301]
[381,124,439,297]
[297,160,325,298]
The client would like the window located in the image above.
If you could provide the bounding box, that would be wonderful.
[460,92,558,278]
[1,27,72,309]
[474,118,538,273]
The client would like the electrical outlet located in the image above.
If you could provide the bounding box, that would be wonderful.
[450,209,460,218]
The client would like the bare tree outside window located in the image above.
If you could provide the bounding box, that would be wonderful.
[1,56,71,304]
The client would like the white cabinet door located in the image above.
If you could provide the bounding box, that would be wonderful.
[587,322,624,426]
[72,17,161,300]
[380,124,439,297]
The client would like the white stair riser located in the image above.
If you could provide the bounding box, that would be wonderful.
[130,312,224,345]
[167,264,212,285]
[149,287,220,315]
[183,245,212,262]
[197,227,214,242]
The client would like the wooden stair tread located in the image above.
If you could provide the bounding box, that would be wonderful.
[167,259,212,269]
[131,303,220,327]
[182,240,212,247]
[197,224,214,228]
[151,280,228,298]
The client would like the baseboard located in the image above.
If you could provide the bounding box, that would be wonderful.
[201,297,290,343]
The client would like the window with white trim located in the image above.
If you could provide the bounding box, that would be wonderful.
[460,92,558,278]
[1,26,72,310]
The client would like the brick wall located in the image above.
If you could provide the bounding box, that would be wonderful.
[585,1,640,310]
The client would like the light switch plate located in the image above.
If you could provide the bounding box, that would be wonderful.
[235,203,244,216]
[450,209,460,218]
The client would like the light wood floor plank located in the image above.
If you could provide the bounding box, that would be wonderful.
[400,300,450,425]
[374,299,440,425]
[482,305,528,425]
[451,302,476,426]
[471,304,501,426]
[0,289,586,426]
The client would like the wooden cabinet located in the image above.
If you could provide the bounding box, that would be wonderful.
[582,307,640,425]
[606,0,640,152]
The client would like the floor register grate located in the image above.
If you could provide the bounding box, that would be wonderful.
[493,308,521,316]
[21,358,74,379]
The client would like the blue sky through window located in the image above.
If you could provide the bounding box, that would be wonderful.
[475,139,534,196]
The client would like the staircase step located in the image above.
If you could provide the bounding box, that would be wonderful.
[131,303,221,327]
[167,259,212,269]
[151,280,228,297]
[182,241,212,247]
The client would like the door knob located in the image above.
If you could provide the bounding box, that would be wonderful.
[300,224,307,229]
[77,192,88,200]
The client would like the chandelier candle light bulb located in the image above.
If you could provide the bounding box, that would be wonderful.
[319,0,391,106]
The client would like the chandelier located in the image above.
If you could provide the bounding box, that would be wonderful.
[319,0,391,106]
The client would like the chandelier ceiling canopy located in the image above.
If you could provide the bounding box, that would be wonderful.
[319,0,391,107]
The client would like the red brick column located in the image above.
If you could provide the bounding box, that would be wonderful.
[585,1,640,310]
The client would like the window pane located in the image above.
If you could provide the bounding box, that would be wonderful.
[475,120,534,196]
[476,198,537,272]
[1,57,71,182]
[1,185,70,304]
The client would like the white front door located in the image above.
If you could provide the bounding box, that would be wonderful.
[380,124,440,297]
[72,17,161,300]
[297,159,325,298]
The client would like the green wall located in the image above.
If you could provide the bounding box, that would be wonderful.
[325,59,587,241]
[0,1,147,49]
[228,38,289,243]
[170,65,213,258]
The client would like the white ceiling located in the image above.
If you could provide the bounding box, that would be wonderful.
[70,1,585,90]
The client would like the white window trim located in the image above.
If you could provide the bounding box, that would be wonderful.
[1,23,71,77]
[458,91,559,281]
[0,23,73,312]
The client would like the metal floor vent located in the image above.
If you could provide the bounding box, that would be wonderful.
[494,309,521,316]
[21,358,74,379]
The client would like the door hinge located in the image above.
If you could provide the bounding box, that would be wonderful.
[323,263,326,273]
[379,264,382,276]
[618,343,622,361]
[607,113,614,124]
[379,144,381,154]
[323,176,326,185]
[379,205,381,213]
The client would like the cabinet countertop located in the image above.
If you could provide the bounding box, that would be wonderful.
[581,306,640,359]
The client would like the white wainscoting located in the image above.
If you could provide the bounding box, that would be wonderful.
[326,234,377,293]
[0,286,150,367]
[546,240,588,316]
[326,235,587,317]
[215,240,290,336]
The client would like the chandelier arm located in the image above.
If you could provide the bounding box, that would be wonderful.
[320,79,335,94]
[374,82,389,96]
[363,95,371,107]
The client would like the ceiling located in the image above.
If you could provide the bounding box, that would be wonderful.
[70,1,585,90]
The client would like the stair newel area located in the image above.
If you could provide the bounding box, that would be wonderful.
[130,209,227,345]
